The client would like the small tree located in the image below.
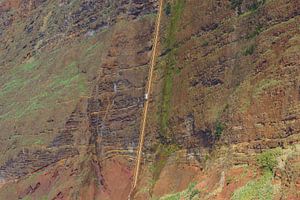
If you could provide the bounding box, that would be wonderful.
[230,0,243,9]
[215,121,224,138]
[164,3,171,16]
[257,148,281,172]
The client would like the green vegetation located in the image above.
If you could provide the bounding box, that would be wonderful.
[153,1,185,184]
[230,0,243,9]
[84,41,103,56]
[246,25,263,39]
[150,144,179,181]
[0,78,29,97]
[159,182,200,200]
[0,59,40,97]
[226,176,234,185]
[201,40,209,47]
[242,44,255,56]
[50,61,86,93]
[215,121,224,138]
[230,0,265,13]
[165,0,185,48]
[160,0,185,139]
[164,2,171,16]
[232,148,282,200]
[249,0,266,11]
[253,79,281,97]
[21,58,39,71]
[0,39,99,120]
[231,170,274,200]
[257,148,282,172]
[230,80,252,113]
[0,59,86,120]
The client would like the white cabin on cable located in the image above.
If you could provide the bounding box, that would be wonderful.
[113,83,117,92]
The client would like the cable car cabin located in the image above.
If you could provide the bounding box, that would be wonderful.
[144,93,148,100]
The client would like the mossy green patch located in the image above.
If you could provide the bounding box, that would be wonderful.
[150,144,179,181]
[257,148,282,172]
[21,58,39,71]
[50,61,86,94]
[84,41,105,57]
[232,148,282,200]
[242,44,255,56]
[0,78,29,97]
[245,25,263,39]
[159,182,200,200]
[0,46,89,120]
[253,79,282,97]
[215,121,225,138]
[229,79,252,113]
[230,0,243,9]
[160,0,185,139]
[231,170,274,200]
[231,0,266,14]
[201,40,209,47]
[150,0,185,190]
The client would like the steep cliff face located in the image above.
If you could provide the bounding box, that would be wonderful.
[0,0,299,200]
[135,0,300,199]
[0,0,157,199]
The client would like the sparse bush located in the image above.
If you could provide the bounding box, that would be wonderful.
[231,170,274,200]
[184,182,200,200]
[164,3,171,16]
[230,0,243,9]
[230,0,266,14]
[246,26,262,39]
[215,121,224,138]
[160,182,200,200]
[249,0,266,11]
[257,148,281,172]
[201,40,209,47]
[243,44,255,56]
[226,176,233,185]
[253,79,281,97]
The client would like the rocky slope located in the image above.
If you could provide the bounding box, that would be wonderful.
[0,0,299,200]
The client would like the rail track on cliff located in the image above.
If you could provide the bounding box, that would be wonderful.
[129,0,164,198]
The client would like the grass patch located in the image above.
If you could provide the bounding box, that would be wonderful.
[230,0,266,14]
[257,148,282,173]
[50,61,82,90]
[230,80,252,113]
[150,144,179,181]
[164,2,171,16]
[231,170,274,200]
[214,121,225,139]
[246,25,263,39]
[248,0,266,12]
[0,78,29,97]
[232,148,281,200]
[159,182,200,200]
[242,44,255,56]
[84,41,104,56]
[201,40,209,47]
[253,79,281,97]
[230,0,243,10]
[160,0,185,140]
[21,58,39,71]
[0,55,87,120]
